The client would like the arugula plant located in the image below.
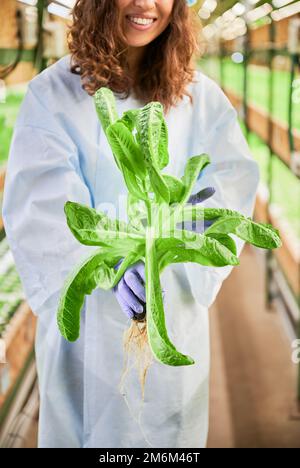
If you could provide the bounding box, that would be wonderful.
[57,87,282,367]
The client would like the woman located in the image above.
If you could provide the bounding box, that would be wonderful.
[2,0,259,448]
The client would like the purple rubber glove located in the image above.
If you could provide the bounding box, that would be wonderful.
[183,186,217,233]
[113,261,146,320]
[113,260,166,320]
[187,186,215,205]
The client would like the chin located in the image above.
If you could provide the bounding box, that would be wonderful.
[126,36,153,47]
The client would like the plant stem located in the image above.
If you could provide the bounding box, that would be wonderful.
[145,200,152,227]
[145,225,156,317]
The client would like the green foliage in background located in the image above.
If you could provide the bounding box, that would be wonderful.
[199,58,300,240]
[199,57,300,130]
[0,92,25,165]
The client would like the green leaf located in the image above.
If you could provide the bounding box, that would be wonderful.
[127,194,147,232]
[180,154,210,204]
[149,165,170,204]
[205,216,282,249]
[94,87,121,170]
[202,207,244,220]
[64,201,143,250]
[137,102,164,167]
[136,102,170,202]
[157,233,238,272]
[205,233,237,256]
[57,248,118,342]
[158,119,169,170]
[120,109,140,131]
[94,87,119,133]
[145,228,194,366]
[178,206,243,223]
[161,206,240,238]
[172,229,239,267]
[162,174,185,204]
[121,164,148,201]
[57,245,145,342]
[236,219,282,249]
[106,122,146,178]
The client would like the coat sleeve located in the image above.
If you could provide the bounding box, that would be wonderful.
[184,84,260,309]
[2,122,96,316]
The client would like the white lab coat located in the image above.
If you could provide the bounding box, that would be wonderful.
[2,54,259,448]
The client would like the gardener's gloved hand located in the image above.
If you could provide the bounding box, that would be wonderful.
[187,186,215,205]
[113,260,146,320]
[183,186,217,233]
[113,260,166,320]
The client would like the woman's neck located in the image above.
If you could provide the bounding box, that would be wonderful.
[127,45,146,75]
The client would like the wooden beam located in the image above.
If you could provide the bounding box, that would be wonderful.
[255,193,300,298]
[0,302,36,408]
[225,89,300,171]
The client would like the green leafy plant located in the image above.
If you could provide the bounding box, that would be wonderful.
[57,87,282,367]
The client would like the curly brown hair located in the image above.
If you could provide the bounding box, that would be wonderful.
[68,0,204,114]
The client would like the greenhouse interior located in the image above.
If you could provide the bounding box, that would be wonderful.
[0,0,299,449]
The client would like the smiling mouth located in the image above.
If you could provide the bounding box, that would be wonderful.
[125,15,158,30]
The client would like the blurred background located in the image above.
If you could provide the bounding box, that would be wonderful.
[0,0,299,448]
